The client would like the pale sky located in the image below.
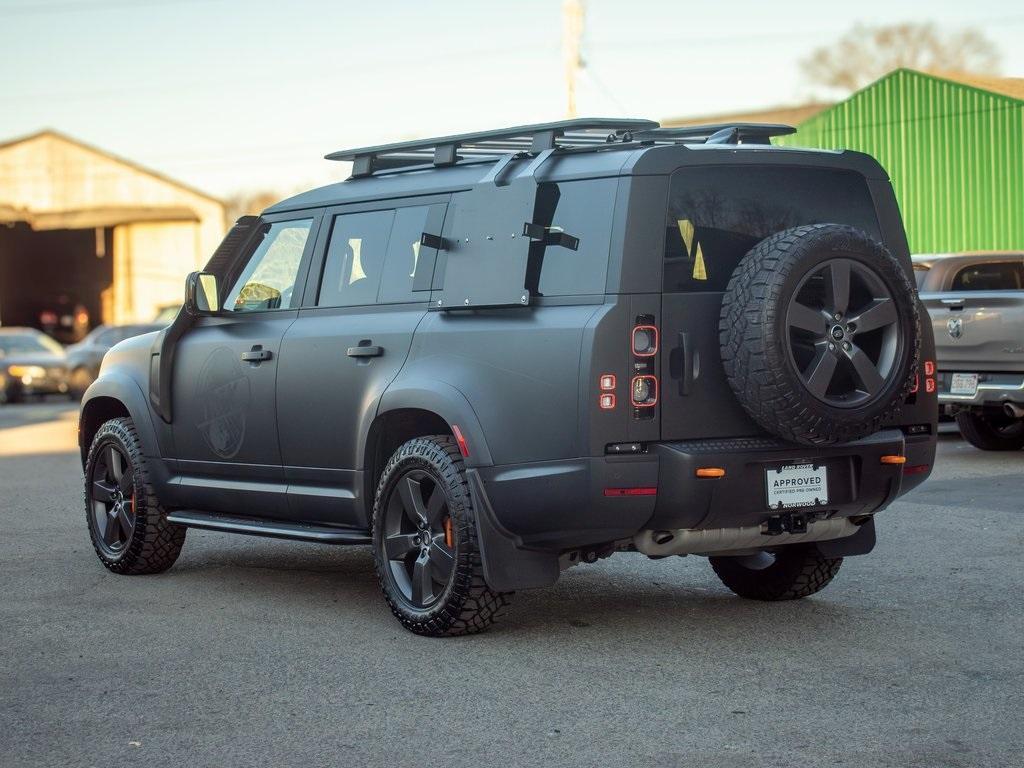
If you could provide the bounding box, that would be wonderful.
[2,0,1022,199]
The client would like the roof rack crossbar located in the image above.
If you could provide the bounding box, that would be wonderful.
[328,118,659,177]
[327,119,797,178]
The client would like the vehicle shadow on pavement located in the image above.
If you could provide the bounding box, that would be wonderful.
[161,537,872,639]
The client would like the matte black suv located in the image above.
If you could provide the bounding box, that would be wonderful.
[79,119,937,636]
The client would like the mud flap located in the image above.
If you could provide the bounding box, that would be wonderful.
[815,516,876,558]
[467,469,560,592]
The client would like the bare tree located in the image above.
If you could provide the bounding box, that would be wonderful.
[223,190,282,226]
[801,23,1001,93]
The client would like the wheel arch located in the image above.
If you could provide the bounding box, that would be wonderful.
[364,382,494,510]
[79,373,160,468]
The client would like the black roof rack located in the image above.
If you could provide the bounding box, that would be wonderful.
[326,118,796,178]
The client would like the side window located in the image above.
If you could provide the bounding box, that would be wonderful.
[318,210,395,307]
[224,219,312,312]
[951,262,1023,291]
[379,206,433,304]
[526,179,617,297]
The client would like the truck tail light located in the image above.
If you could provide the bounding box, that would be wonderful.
[599,374,616,391]
[631,325,659,357]
[631,375,658,407]
[603,487,657,497]
[924,360,935,376]
[599,393,616,410]
[910,374,919,394]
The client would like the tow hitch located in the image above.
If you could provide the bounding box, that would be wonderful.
[764,513,809,536]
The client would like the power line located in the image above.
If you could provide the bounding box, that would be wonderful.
[0,0,218,17]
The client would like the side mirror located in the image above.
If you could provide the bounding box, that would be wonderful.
[184,271,220,316]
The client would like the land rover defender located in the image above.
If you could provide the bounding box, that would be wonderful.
[79,119,937,636]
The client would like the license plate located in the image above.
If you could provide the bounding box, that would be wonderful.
[766,463,828,509]
[949,372,978,396]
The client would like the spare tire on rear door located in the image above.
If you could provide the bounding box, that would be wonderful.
[719,224,919,446]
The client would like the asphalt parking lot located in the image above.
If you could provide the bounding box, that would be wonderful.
[1,401,1021,768]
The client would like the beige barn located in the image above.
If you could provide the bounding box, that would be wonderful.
[0,130,224,334]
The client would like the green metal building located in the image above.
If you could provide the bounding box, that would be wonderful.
[776,69,1024,253]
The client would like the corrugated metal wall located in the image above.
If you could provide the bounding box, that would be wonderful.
[777,69,1024,253]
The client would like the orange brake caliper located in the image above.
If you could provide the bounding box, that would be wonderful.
[443,516,454,549]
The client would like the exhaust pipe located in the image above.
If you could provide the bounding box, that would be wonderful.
[1004,403,1024,419]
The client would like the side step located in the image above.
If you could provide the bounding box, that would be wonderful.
[166,511,371,545]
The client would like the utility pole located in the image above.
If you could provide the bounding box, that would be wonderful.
[562,0,585,118]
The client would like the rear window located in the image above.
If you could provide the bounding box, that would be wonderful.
[663,167,881,292]
[951,261,1024,291]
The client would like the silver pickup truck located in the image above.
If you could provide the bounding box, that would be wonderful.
[915,253,1024,450]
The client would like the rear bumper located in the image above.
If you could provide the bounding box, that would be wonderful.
[936,370,1024,408]
[476,429,935,553]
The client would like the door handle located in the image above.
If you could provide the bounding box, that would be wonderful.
[242,345,273,362]
[675,332,695,396]
[347,344,384,358]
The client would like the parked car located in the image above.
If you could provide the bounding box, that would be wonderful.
[916,252,1024,450]
[65,323,165,398]
[0,327,69,403]
[79,119,937,636]
[35,295,91,344]
[152,304,181,325]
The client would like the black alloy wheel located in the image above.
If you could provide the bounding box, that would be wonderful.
[381,468,455,609]
[786,257,901,408]
[84,417,186,574]
[371,435,512,636]
[89,442,137,556]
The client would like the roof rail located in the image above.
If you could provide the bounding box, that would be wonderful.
[326,118,658,177]
[325,119,796,178]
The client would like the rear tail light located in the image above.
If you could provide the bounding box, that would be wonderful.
[924,360,935,376]
[603,487,657,497]
[925,378,936,394]
[599,374,616,391]
[903,464,930,476]
[631,325,659,357]
[910,374,919,394]
[631,375,658,407]
[599,393,616,410]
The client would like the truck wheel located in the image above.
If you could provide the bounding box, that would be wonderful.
[720,224,920,445]
[955,411,1024,451]
[709,545,842,601]
[372,435,513,637]
[84,417,186,574]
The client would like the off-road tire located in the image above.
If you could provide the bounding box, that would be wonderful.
[84,417,186,574]
[709,544,842,601]
[372,435,513,637]
[955,411,1024,451]
[720,224,920,445]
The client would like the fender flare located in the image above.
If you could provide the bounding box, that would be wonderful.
[80,371,162,462]
[370,380,494,467]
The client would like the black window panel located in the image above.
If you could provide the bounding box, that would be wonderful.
[318,210,395,307]
[379,206,432,304]
[526,179,616,297]
[663,167,881,293]
[951,262,1023,291]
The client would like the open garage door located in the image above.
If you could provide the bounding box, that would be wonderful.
[0,223,113,342]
